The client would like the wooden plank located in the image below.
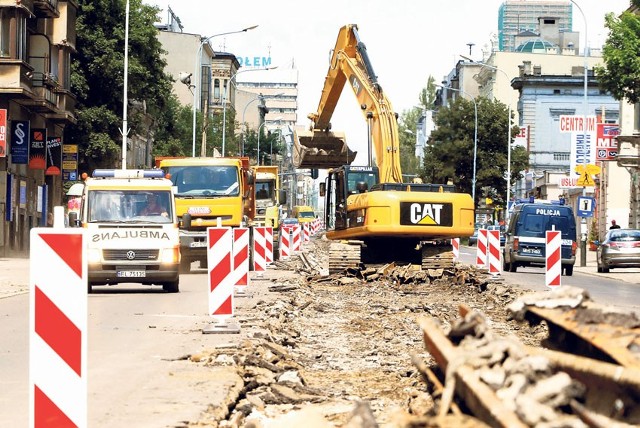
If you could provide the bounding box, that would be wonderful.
[418,317,528,428]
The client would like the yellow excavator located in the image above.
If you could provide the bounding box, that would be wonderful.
[294,24,475,271]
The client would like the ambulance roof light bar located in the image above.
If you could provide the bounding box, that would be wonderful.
[92,169,165,179]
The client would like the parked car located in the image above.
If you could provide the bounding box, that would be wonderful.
[468,225,504,246]
[597,228,640,273]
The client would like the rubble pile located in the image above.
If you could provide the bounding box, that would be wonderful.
[187,238,554,427]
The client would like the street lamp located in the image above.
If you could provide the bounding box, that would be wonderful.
[191,25,258,157]
[570,0,590,267]
[257,116,283,165]
[461,56,513,214]
[437,84,478,203]
[222,65,277,157]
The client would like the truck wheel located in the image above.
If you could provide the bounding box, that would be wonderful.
[163,279,180,293]
[179,258,191,274]
[563,265,574,276]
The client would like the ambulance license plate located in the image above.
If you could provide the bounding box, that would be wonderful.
[117,270,146,278]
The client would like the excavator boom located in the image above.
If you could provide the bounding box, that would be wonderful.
[299,25,475,270]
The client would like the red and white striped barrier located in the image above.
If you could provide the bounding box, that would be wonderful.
[279,226,291,259]
[302,223,310,243]
[546,230,562,288]
[487,229,501,275]
[451,238,460,261]
[253,226,267,274]
[30,229,87,428]
[476,229,488,268]
[232,228,250,292]
[265,227,273,265]
[207,227,234,319]
[291,225,301,252]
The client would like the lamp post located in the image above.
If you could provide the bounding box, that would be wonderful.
[191,25,258,157]
[257,116,283,165]
[121,0,130,169]
[570,0,589,267]
[222,65,277,157]
[241,92,284,156]
[462,56,513,216]
[437,84,478,203]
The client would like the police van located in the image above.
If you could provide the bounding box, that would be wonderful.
[503,199,577,276]
[68,169,181,292]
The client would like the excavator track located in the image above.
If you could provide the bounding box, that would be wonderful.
[421,244,455,270]
[328,241,362,274]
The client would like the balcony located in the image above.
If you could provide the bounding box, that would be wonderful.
[33,0,59,18]
[616,134,640,170]
[0,60,35,95]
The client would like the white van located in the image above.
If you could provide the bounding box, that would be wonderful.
[69,169,181,293]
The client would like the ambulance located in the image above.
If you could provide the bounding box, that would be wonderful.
[68,169,181,293]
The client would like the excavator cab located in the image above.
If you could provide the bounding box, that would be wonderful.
[324,166,378,231]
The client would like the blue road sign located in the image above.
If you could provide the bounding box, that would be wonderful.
[576,196,595,217]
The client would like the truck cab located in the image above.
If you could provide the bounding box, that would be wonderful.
[69,169,181,292]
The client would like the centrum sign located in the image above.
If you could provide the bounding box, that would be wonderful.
[559,115,597,184]
[559,115,597,133]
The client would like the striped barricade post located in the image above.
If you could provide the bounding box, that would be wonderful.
[253,226,267,276]
[302,222,310,244]
[546,229,562,288]
[203,227,239,334]
[30,228,87,428]
[265,226,273,265]
[279,226,291,260]
[232,227,250,295]
[292,225,301,252]
[476,229,488,268]
[451,238,460,261]
[487,229,502,276]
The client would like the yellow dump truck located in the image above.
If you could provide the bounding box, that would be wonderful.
[292,205,316,224]
[157,157,252,273]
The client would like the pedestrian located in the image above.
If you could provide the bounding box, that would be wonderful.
[610,219,621,230]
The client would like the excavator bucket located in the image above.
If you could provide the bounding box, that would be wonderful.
[293,128,357,169]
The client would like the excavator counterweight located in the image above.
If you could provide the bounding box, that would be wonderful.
[293,128,356,169]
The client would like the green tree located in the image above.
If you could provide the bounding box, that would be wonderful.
[422,96,528,206]
[68,0,180,172]
[595,9,640,103]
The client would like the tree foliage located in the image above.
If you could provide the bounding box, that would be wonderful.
[68,0,184,172]
[595,11,640,103]
[422,97,528,206]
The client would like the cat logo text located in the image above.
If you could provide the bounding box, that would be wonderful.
[400,202,453,227]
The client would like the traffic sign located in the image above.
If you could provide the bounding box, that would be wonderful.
[574,164,601,175]
[576,172,594,187]
[576,196,595,217]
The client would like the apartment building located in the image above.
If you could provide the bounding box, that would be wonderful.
[0,0,77,256]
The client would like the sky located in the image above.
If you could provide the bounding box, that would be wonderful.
[142,0,631,164]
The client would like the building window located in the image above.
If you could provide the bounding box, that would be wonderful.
[0,8,27,59]
[553,153,570,161]
[213,78,220,102]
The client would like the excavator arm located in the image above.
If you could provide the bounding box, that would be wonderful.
[294,24,402,183]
